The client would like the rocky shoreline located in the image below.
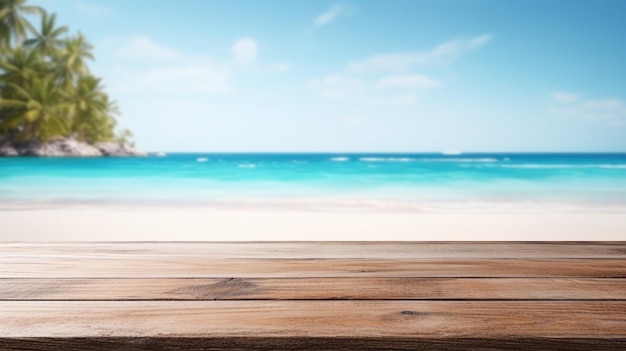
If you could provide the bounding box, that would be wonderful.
[0,137,145,157]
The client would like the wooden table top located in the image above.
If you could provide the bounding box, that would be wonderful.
[1,242,625,350]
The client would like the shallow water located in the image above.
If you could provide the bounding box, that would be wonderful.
[1,153,626,210]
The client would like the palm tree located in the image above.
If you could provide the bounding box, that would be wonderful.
[56,32,94,88]
[0,0,44,47]
[0,0,130,148]
[0,77,69,142]
[116,128,134,147]
[102,94,120,117]
[98,94,120,142]
[0,46,47,87]
[67,75,108,142]
[23,12,68,57]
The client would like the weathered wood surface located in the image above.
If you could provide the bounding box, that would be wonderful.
[2,278,625,300]
[1,242,625,350]
[2,301,625,337]
[2,258,626,278]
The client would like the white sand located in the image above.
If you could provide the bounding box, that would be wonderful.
[1,206,625,241]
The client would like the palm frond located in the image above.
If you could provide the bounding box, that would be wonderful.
[6,82,31,100]
[0,98,25,109]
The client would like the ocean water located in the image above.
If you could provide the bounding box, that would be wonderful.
[1,153,626,211]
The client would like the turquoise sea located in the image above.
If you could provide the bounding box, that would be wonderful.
[1,153,626,210]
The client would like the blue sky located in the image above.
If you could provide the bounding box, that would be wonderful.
[29,0,626,152]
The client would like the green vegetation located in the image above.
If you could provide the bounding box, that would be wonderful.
[0,0,131,145]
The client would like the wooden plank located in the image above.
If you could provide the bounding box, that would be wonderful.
[2,243,625,350]
[1,301,625,338]
[2,242,626,259]
[2,278,626,300]
[2,337,626,351]
[1,258,625,278]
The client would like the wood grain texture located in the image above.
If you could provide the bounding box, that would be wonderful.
[1,301,625,338]
[2,258,626,278]
[2,242,625,350]
[2,242,626,259]
[2,278,626,300]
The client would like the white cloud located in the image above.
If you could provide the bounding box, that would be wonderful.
[110,36,277,96]
[271,62,292,72]
[232,38,258,66]
[114,37,182,61]
[349,34,493,72]
[309,34,489,106]
[314,4,352,27]
[309,75,366,99]
[582,99,623,110]
[111,37,237,94]
[75,1,111,17]
[550,94,626,127]
[374,74,441,89]
[111,63,231,94]
[368,93,419,106]
[309,73,437,104]
[552,92,578,103]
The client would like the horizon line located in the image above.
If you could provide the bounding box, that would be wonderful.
[143,151,626,154]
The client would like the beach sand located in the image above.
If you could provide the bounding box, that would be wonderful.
[1,206,625,241]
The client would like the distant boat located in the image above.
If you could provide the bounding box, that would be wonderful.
[441,150,462,155]
[156,152,167,157]
[196,157,208,162]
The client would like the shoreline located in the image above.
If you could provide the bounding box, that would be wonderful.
[2,197,626,213]
[1,203,625,241]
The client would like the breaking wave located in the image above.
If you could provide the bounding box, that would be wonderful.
[359,157,415,162]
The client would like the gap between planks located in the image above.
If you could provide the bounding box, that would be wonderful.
[2,242,626,259]
[1,337,626,351]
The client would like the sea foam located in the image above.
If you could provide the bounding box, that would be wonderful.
[456,163,626,170]
[501,164,626,169]
[359,157,498,163]
[418,158,499,163]
[359,157,415,162]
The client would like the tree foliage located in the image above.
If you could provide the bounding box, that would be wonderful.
[0,0,129,145]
